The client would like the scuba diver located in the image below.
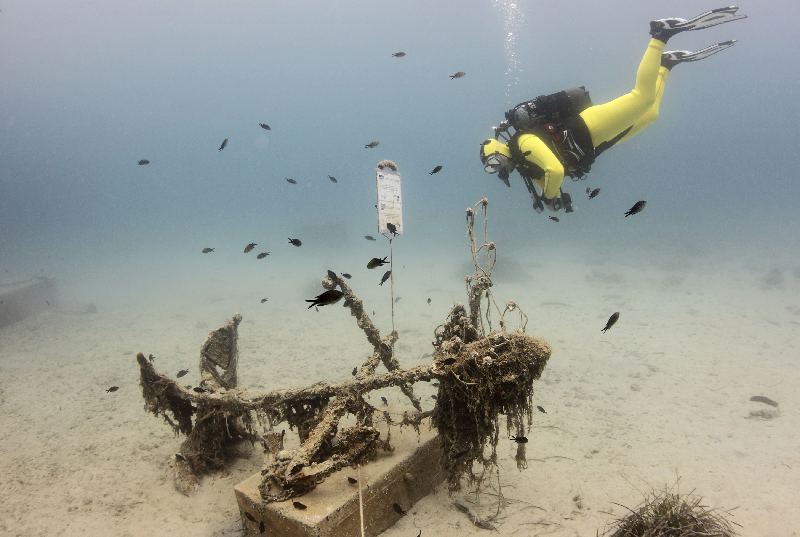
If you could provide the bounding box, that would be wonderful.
[480,6,747,213]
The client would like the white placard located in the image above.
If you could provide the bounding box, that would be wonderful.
[376,166,403,235]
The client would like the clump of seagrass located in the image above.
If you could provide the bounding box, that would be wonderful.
[605,487,739,537]
[432,198,548,491]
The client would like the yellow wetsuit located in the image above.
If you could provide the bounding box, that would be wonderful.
[517,38,670,199]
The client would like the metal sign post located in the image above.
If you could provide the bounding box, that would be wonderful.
[375,162,402,336]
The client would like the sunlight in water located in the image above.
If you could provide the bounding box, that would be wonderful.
[493,0,525,103]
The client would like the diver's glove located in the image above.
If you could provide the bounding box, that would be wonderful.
[541,197,563,213]
[541,191,574,214]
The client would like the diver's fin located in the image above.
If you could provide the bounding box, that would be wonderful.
[661,40,737,70]
[651,6,746,40]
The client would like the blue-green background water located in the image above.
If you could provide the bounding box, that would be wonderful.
[2,0,798,307]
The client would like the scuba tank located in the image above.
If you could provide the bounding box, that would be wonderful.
[505,87,592,131]
[505,86,595,183]
[494,87,593,214]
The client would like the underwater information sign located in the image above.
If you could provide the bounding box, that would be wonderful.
[376,166,403,235]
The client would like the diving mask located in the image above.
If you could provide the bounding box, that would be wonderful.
[480,138,515,181]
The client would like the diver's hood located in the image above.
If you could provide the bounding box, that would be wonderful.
[480,138,515,187]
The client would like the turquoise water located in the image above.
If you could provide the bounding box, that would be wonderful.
[3,0,797,300]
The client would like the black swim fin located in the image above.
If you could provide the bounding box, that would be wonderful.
[661,40,737,70]
[651,6,746,41]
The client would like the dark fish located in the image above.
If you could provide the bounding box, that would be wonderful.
[259,123,271,130]
[177,369,189,378]
[392,503,407,516]
[365,140,380,149]
[549,216,559,222]
[379,270,391,286]
[625,200,647,217]
[352,367,357,376]
[244,242,257,253]
[218,138,228,151]
[347,476,358,484]
[193,386,207,393]
[256,252,270,259]
[381,396,388,406]
[245,512,257,522]
[449,71,466,79]
[386,222,398,236]
[431,395,437,400]
[427,297,431,304]
[341,273,352,279]
[364,235,376,241]
[327,269,337,280]
[106,386,119,393]
[429,165,442,175]
[391,51,406,57]
[286,177,297,184]
[288,238,302,247]
[588,187,601,199]
[260,298,268,304]
[328,175,338,183]
[750,395,778,407]
[536,405,547,414]
[201,247,215,253]
[259,521,266,534]
[367,257,389,269]
[601,311,620,332]
[306,289,344,309]
[292,501,307,510]
[510,435,528,443]
[175,453,186,461]
[138,159,150,166]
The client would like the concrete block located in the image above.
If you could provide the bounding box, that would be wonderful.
[235,425,442,537]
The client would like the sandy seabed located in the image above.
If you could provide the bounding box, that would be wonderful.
[1,257,798,537]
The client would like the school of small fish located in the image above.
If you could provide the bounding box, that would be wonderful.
[119,42,661,467]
